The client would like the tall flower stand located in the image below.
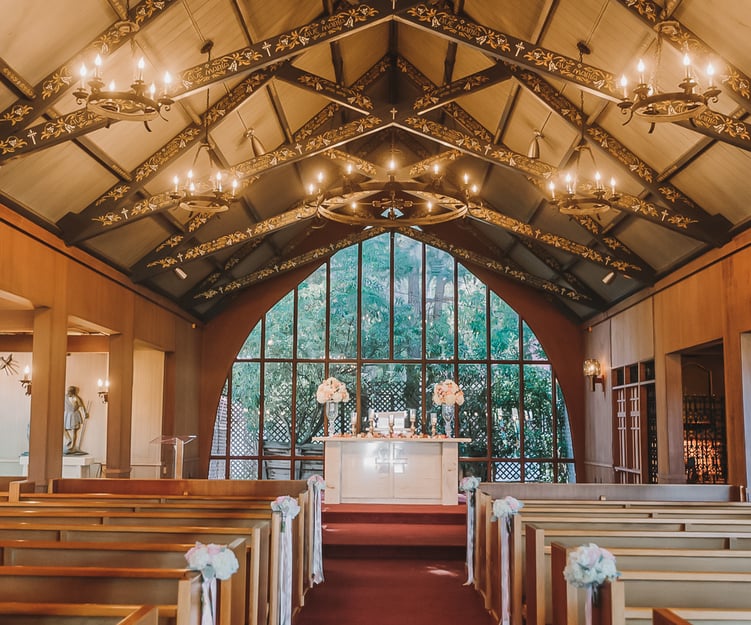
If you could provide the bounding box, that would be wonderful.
[325,401,338,437]
[441,403,455,436]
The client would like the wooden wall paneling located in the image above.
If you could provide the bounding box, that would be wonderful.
[105,328,135,478]
[584,320,613,482]
[610,299,654,367]
[169,321,202,478]
[134,297,177,352]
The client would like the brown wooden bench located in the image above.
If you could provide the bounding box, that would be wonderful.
[0,566,205,625]
[550,543,751,625]
[0,538,246,625]
[0,603,159,625]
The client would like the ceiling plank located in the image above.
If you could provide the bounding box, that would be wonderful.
[0,0,180,140]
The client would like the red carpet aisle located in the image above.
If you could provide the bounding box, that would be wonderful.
[295,504,495,625]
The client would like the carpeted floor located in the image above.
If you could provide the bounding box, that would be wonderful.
[295,503,495,625]
[296,557,495,625]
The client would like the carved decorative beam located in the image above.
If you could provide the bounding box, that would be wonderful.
[0,57,35,100]
[399,227,590,303]
[173,1,400,98]
[674,110,751,153]
[66,113,385,242]
[413,62,511,114]
[514,67,732,245]
[0,0,179,139]
[131,202,319,281]
[398,115,720,245]
[193,226,388,302]
[614,0,751,114]
[396,4,621,101]
[57,68,277,243]
[0,110,110,162]
[467,204,646,278]
[274,64,374,114]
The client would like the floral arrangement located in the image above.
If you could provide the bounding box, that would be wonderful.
[316,377,350,403]
[271,495,301,531]
[563,543,620,588]
[307,474,326,489]
[491,495,524,521]
[432,379,465,406]
[185,542,239,580]
[459,476,481,493]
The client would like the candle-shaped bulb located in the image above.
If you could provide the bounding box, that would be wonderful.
[471,183,479,194]
[317,171,324,184]
[307,183,315,196]
[173,175,179,193]
[23,366,30,381]
[136,57,145,82]
[79,63,87,88]
[231,178,238,196]
[548,180,556,200]
[683,53,692,80]
[346,163,353,175]
[426,200,433,211]
[108,80,116,92]
[388,157,396,171]
[350,200,357,209]
[149,82,156,98]
[432,163,439,175]
[163,71,172,96]
[594,171,602,190]
[637,59,645,84]
[565,172,574,194]
[610,177,616,196]
[215,171,222,192]
[463,173,469,185]
[94,54,102,78]
[620,74,628,98]
[706,63,715,88]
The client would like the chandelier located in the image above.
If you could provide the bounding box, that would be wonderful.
[73,22,173,128]
[548,43,619,217]
[617,20,720,130]
[170,41,239,214]
[310,159,476,228]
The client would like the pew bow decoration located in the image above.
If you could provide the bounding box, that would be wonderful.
[491,496,523,625]
[271,495,301,625]
[563,543,620,625]
[459,476,481,586]
[185,542,240,625]
[308,474,326,585]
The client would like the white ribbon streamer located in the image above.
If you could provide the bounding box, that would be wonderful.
[499,518,510,625]
[585,585,593,625]
[201,576,216,625]
[464,489,475,585]
[278,518,293,625]
[310,478,325,585]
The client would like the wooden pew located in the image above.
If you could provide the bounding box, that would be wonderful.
[0,523,266,625]
[0,603,159,625]
[649,607,751,625]
[550,543,751,625]
[0,538,246,625]
[0,566,204,625]
[524,526,751,625]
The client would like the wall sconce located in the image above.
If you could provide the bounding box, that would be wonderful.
[97,378,109,403]
[583,359,605,392]
[20,366,31,396]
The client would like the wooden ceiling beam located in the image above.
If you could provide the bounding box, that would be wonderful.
[0,57,36,100]
[395,3,621,101]
[274,64,374,114]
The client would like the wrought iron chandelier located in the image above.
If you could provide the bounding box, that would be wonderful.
[617,20,721,131]
[170,41,240,214]
[309,159,476,228]
[548,43,620,217]
[72,21,173,128]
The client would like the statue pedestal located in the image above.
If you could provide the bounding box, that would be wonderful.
[19,454,99,478]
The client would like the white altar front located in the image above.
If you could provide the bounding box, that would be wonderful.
[315,436,471,505]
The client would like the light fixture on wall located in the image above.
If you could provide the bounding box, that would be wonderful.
[583,359,605,392]
[617,20,720,132]
[20,366,31,395]
[97,378,109,403]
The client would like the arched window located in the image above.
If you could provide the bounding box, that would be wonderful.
[209,232,575,482]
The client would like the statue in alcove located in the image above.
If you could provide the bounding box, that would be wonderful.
[63,386,89,455]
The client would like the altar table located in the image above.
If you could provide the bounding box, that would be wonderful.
[314,436,471,505]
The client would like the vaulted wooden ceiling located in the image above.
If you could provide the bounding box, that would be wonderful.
[1,0,749,322]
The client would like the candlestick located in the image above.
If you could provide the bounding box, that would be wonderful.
[409,409,416,435]
[430,412,437,437]
[350,411,357,435]
[388,414,395,437]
